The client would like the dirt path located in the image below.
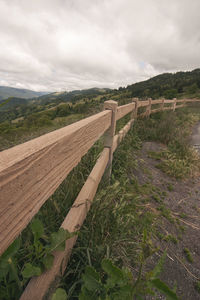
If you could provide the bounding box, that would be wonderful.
[134,142,200,300]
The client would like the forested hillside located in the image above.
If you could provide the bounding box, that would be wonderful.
[125,68,200,99]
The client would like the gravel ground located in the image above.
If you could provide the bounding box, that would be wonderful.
[134,141,200,300]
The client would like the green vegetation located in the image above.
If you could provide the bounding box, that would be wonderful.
[52,288,67,300]
[195,281,200,293]
[183,248,194,263]
[0,98,102,150]
[78,253,178,300]
[163,234,178,244]
[167,183,174,192]
[0,86,132,150]
[0,220,74,299]
[136,107,200,178]
[126,68,200,99]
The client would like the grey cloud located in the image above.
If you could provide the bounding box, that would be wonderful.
[0,0,199,92]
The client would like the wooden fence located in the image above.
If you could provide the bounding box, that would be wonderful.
[0,97,199,299]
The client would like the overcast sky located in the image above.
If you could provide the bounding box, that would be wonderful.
[0,0,200,92]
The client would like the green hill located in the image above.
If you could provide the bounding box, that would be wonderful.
[125,68,200,99]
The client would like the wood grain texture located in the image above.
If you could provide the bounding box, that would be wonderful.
[146,98,152,117]
[104,101,118,148]
[164,99,174,104]
[131,98,138,119]
[0,110,112,255]
[104,100,118,179]
[116,103,135,121]
[152,99,163,104]
[20,148,110,300]
[172,98,176,112]
[161,99,165,111]
[138,100,149,107]
[184,99,200,103]
[176,99,185,103]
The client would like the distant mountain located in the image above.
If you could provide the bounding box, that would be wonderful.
[35,87,111,105]
[0,86,48,101]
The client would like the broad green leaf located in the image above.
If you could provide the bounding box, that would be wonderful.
[22,263,42,278]
[102,259,124,286]
[52,288,67,300]
[81,266,102,292]
[0,238,21,279]
[49,228,72,252]
[85,265,100,281]
[0,238,21,260]
[79,286,96,300]
[112,284,134,300]
[150,251,166,280]
[151,279,179,300]
[43,254,54,270]
[0,259,10,278]
[31,219,44,241]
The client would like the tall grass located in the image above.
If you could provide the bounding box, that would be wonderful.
[135,106,200,178]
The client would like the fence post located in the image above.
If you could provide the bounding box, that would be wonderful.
[131,97,139,120]
[103,100,118,180]
[161,98,165,111]
[147,98,152,117]
[173,98,176,112]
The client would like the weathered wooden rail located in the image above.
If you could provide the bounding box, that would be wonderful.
[0,97,199,299]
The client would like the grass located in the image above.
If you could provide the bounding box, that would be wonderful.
[136,106,200,178]
[60,128,164,299]
[163,234,178,244]
[183,247,194,263]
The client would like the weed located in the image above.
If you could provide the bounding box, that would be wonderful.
[148,151,163,161]
[0,221,74,299]
[179,213,187,219]
[157,149,200,179]
[163,234,178,244]
[167,183,174,191]
[162,191,168,197]
[52,288,67,300]
[178,225,186,233]
[183,248,194,263]
[78,252,178,300]
[195,281,200,294]
[152,194,162,203]
[157,205,175,224]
